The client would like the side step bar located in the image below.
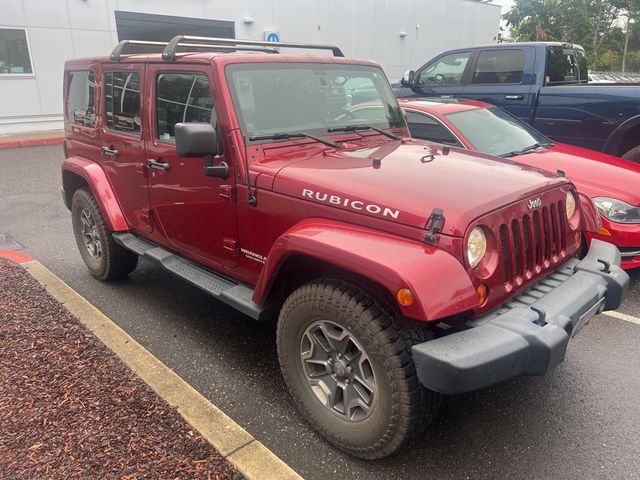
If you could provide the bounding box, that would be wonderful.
[113,232,273,320]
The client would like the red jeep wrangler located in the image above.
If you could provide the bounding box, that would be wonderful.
[62,36,629,459]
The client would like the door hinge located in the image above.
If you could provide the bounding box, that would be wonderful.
[219,185,235,202]
[223,238,238,254]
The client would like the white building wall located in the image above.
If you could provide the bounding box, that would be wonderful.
[0,0,500,134]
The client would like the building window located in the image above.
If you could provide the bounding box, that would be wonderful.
[104,71,141,134]
[156,72,217,144]
[0,28,33,74]
[67,71,96,127]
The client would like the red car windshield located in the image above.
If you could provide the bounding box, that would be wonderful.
[445,107,552,157]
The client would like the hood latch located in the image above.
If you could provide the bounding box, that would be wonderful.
[423,208,445,244]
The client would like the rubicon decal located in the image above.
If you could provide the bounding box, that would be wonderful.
[302,189,400,219]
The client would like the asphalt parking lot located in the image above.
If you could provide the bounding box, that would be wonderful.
[2,145,640,480]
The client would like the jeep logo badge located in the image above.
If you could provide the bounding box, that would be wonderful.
[527,198,542,210]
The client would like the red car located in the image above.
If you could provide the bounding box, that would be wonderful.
[400,98,640,269]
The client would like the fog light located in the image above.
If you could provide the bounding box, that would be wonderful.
[396,288,414,306]
[476,284,488,306]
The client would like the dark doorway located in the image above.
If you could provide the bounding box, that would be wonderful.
[115,11,235,42]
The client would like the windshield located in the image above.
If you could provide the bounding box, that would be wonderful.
[225,63,404,141]
[445,107,551,156]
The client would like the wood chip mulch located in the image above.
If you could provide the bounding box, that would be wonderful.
[0,258,243,480]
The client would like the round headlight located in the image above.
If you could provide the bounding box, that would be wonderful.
[566,191,576,220]
[467,226,487,269]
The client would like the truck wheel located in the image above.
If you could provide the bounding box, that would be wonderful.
[276,278,441,459]
[71,188,138,280]
[622,145,640,163]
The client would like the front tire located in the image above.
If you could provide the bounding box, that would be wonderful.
[71,188,138,280]
[276,278,441,459]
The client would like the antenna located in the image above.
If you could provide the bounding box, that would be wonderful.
[243,135,257,207]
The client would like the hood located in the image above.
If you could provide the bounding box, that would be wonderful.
[271,141,569,236]
[515,144,640,206]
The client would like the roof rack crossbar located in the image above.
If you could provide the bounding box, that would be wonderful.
[110,39,278,62]
[162,35,344,62]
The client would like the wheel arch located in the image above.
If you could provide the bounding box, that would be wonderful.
[603,114,640,157]
[254,219,479,322]
[62,156,128,231]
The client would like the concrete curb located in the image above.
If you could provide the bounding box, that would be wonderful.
[14,259,301,480]
[0,135,64,150]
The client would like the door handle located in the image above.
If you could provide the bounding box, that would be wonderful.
[146,159,171,171]
[505,95,524,100]
[100,146,119,157]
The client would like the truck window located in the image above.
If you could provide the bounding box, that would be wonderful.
[576,50,588,83]
[546,47,582,84]
[417,51,471,86]
[156,72,217,145]
[66,70,96,127]
[405,111,460,145]
[472,50,524,84]
[104,71,141,135]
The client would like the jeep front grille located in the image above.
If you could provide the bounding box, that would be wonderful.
[498,200,567,288]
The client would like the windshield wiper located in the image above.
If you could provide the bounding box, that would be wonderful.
[327,124,401,140]
[500,142,554,158]
[249,131,342,148]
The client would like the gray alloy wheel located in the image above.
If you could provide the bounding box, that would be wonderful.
[300,319,377,422]
[79,208,103,260]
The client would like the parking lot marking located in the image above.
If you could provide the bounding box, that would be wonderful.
[22,260,302,480]
[602,310,640,326]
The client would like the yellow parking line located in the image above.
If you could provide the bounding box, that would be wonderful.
[602,310,640,325]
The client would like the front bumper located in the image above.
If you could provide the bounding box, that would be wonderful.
[412,239,629,395]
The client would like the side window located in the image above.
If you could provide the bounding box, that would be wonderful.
[104,71,141,134]
[405,111,460,146]
[546,48,579,84]
[417,52,471,86]
[156,72,217,145]
[472,50,524,84]
[576,50,588,83]
[67,70,96,127]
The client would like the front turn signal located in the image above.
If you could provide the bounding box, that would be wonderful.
[476,284,488,306]
[396,288,414,307]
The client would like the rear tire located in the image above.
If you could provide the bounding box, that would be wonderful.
[276,278,441,459]
[621,145,640,164]
[71,188,138,280]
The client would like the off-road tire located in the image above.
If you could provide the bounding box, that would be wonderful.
[622,145,640,164]
[71,188,138,280]
[276,278,441,459]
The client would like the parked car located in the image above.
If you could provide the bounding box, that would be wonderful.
[394,42,640,162]
[400,98,640,269]
[61,36,628,459]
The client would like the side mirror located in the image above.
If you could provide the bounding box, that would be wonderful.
[175,122,218,157]
[401,70,415,86]
[174,122,228,178]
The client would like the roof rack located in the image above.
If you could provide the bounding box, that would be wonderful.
[110,39,279,62]
[161,35,345,62]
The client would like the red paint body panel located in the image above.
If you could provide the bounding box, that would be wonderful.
[400,98,640,269]
[61,156,128,231]
[252,219,478,320]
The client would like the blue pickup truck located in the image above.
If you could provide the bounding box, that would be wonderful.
[394,42,640,162]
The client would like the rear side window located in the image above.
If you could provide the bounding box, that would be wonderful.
[104,71,141,134]
[67,71,95,127]
[156,72,216,142]
[405,111,460,146]
[546,48,583,84]
[472,50,524,84]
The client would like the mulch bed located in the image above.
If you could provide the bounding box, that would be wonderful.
[0,258,242,479]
